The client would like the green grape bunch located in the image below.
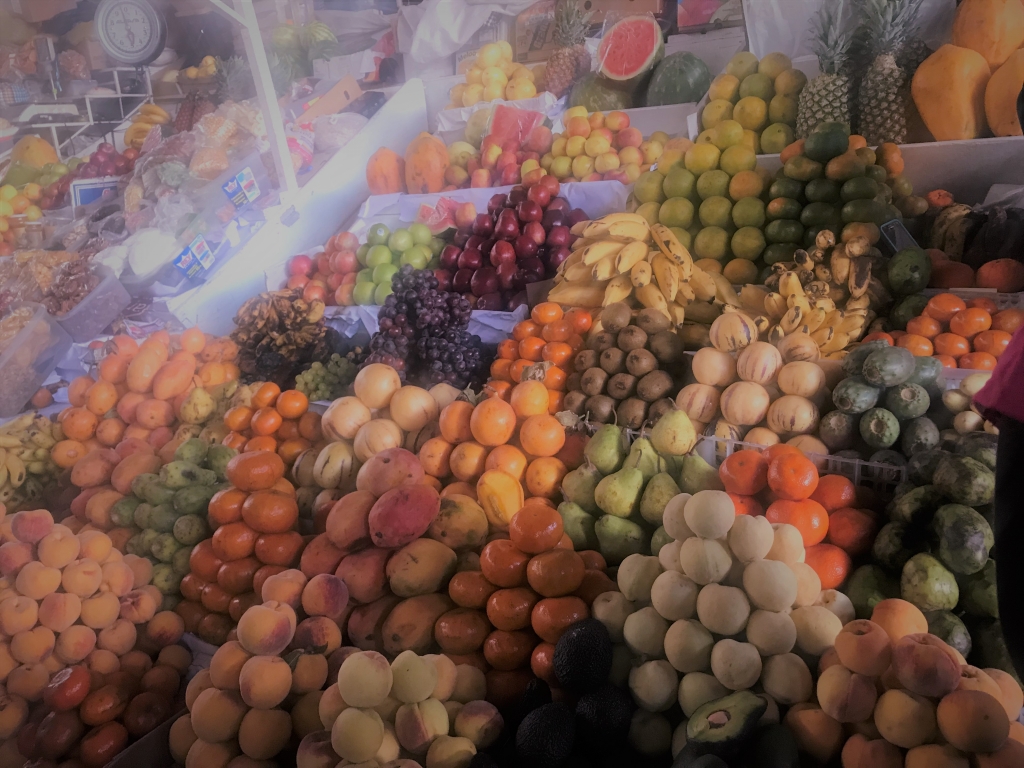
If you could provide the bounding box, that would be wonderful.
[295,353,357,401]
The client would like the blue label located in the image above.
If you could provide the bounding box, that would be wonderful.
[222,166,261,208]
[173,234,215,278]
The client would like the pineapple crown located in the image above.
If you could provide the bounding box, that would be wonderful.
[553,0,592,48]
[858,0,923,59]
[810,0,852,75]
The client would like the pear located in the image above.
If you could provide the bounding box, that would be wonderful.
[585,424,626,475]
[678,452,725,495]
[561,461,603,514]
[595,515,649,565]
[626,436,661,482]
[639,472,682,526]
[651,525,672,556]
[557,502,599,550]
[651,408,698,457]
[594,461,644,518]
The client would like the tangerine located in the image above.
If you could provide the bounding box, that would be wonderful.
[959,351,997,370]
[967,297,998,314]
[809,474,856,512]
[497,339,519,360]
[860,332,894,345]
[933,333,970,358]
[948,307,992,338]
[224,406,254,432]
[541,320,572,343]
[509,503,563,554]
[992,309,1024,334]
[250,408,283,436]
[519,337,546,362]
[924,293,966,323]
[541,342,573,367]
[512,321,542,341]
[252,382,281,409]
[531,302,563,325]
[934,354,958,368]
[826,507,877,557]
[766,452,818,500]
[244,436,278,453]
[209,489,248,527]
[803,543,851,589]
[728,494,763,516]
[564,309,592,334]
[490,359,513,382]
[905,316,941,339]
[896,334,933,357]
[719,450,769,495]
[211,522,258,561]
[274,390,309,419]
[973,330,1012,357]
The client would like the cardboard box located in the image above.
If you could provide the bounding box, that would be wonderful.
[293,75,363,124]
[75,39,109,72]
[582,0,666,24]
[10,0,75,24]
[515,1,558,63]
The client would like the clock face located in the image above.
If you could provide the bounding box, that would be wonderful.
[97,0,165,64]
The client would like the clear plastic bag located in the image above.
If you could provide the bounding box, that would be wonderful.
[313,113,368,153]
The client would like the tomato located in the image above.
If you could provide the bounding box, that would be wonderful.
[80,721,129,768]
[44,666,91,711]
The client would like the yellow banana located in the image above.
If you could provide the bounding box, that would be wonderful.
[780,305,804,334]
[845,294,871,312]
[0,414,33,434]
[824,350,849,361]
[29,430,54,450]
[0,486,14,504]
[668,303,687,326]
[631,261,652,288]
[598,212,650,226]
[615,241,648,273]
[592,256,617,281]
[581,240,625,266]
[564,261,592,282]
[635,283,670,314]
[711,273,740,306]
[811,326,835,346]
[606,220,651,241]
[546,280,609,308]
[839,314,867,335]
[787,294,812,313]
[52,423,64,442]
[571,220,591,236]
[652,254,679,303]
[803,308,827,334]
[764,292,788,320]
[823,309,845,330]
[0,436,21,449]
[6,455,25,488]
[678,281,695,302]
[813,297,836,313]
[690,268,717,302]
[768,324,786,345]
[603,276,633,305]
[753,315,771,336]
[0,448,7,468]
[650,224,694,278]
[820,331,851,354]
[779,271,804,298]
[0,465,8,488]
[141,103,170,120]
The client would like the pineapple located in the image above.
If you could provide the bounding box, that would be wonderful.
[796,0,852,138]
[857,0,921,146]
[215,56,255,104]
[543,0,592,98]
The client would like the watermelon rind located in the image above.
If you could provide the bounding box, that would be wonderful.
[569,73,635,111]
[645,52,712,107]
[597,15,664,90]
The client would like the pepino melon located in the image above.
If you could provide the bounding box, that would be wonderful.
[597,15,664,90]
[645,52,711,106]
[569,73,635,111]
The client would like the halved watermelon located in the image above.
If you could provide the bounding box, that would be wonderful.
[597,15,664,89]
[416,198,458,235]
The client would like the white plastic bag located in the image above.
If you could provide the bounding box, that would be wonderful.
[313,113,369,153]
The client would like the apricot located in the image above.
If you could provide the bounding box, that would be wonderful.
[210,641,252,691]
[891,633,961,698]
[0,643,16,681]
[93,618,134,656]
[870,599,927,642]
[238,708,292,760]
[873,688,937,748]
[939,688,1010,753]
[0,691,28,739]
[236,654,290,709]
[259,569,306,609]
[985,668,1024,720]
[237,601,296,656]
[0,542,32,576]
[11,510,53,545]
[169,714,198,764]
[41,653,65,674]
[86,648,119,675]
[61,560,103,598]
[37,593,81,634]
[53,627,95,665]
[816,664,877,723]
[782,704,842,763]
[37,526,81,569]
[122,554,152,588]
[17,561,61,600]
[291,617,341,656]
[834,619,891,676]
[10,626,54,665]
[840,733,904,768]
[99,562,134,598]
[186,739,240,768]
[190,687,249,742]
[79,592,120,629]
[302,573,349,618]
[291,653,328,694]
[157,644,191,674]
[185,669,213,711]
[318,684,347,728]
[77,531,112,563]
[142,664,181,698]
[957,665,1004,700]
[146,610,184,647]
[0,596,38,635]
[297,729,339,768]
[292,689,324,738]
[6,663,49,700]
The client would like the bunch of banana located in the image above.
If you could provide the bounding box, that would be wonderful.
[125,103,170,149]
[0,413,61,510]
[927,203,973,259]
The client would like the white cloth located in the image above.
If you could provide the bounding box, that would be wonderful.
[398,0,536,64]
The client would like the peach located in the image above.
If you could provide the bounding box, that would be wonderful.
[299,533,345,579]
[238,655,293,710]
[302,574,349,619]
[185,668,213,711]
[238,708,292,760]
[297,729,339,768]
[870,599,927,642]
[985,668,1024,720]
[77,531,112,562]
[451,664,486,704]
[453,700,503,749]
[79,591,120,629]
[96,618,136,655]
[783,704,842,763]
[139,584,162,608]
[937,688,1010,753]
[957,665,1004,700]
[0,596,38,635]
[374,695,402,722]
[6,663,49,700]
[55,626,96,664]
[347,595,402,651]
[335,547,392,604]
[210,640,252,690]
[61,559,102,597]
[36,526,80,569]
[0,542,32,577]
[908,743,971,768]
[169,714,198,764]
[237,601,296,656]
[834,619,891,676]
[86,648,119,675]
[426,734,475,767]
[291,653,328,694]
[10,626,54,664]
[16,561,61,600]
[873,688,937,748]
[123,554,152,587]
[974,738,1024,768]
[292,617,342,655]
[11,510,53,545]
[318,684,347,727]
[38,593,82,633]
[142,664,181,698]
[0,643,16,681]
[816,664,877,723]
[327,647,360,684]
[0,690,27,739]
[818,646,841,675]
[260,569,307,609]
[158,644,191,674]
[186,739,240,768]
[120,648,153,677]
[891,633,961,698]
[840,733,903,768]
[426,654,457,701]
[119,588,158,623]
[394,698,449,755]
[325,491,374,553]
[41,652,65,674]
[190,687,249,742]
[146,611,184,647]
[99,561,135,597]
[291,689,324,739]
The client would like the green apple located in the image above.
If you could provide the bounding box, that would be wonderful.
[366,245,393,268]
[428,237,445,257]
[373,263,399,283]
[366,223,391,246]
[356,243,370,264]
[356,268,375,283]
[374,282,394,304]
[388,228,413,253]
[353,281,377,305]
[408,222,432,246]
[400,247,428,270]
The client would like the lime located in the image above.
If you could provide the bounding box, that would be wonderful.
[758,52,792,80]
[663,168,697,199]
[694,226,731,261]
[739,72,775,102]
[428,237,446,256]
[366,245,393,267]
[775,68,808,97]
[408,222,432,245]
[669,227,692,250]
[769,94,798,125]
[353,281,377,305]
[366,223,390,245]
[696,170,730,200]
[658,197,695,229]
[634,171,667,204]
[734,97,769,132]
[699,196,733,229]
[731,227,767,260]
[400,247,428,269]
[701,99,734,130]
[708,74,740,103]
[374,263,399,282]
[720,145,757,175]
[726,52,759,80]
[760,123,795,154]
[388,229,414,253]
[732,197,766,228]
[636,201,661,227]
[684,144,721,175]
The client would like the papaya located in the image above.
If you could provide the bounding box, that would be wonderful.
[985,50,1024,136]
[912,45,991,141]
[951,0,1024,69]
[365,147,406,195]
[404,133,449,195]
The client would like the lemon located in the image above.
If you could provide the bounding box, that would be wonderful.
[723,258,759,284]
[482,67,508,88]
[702,99,734,130]
[669,227,692,250]
[501,60,518,77]
[697,130,716,145]
[497,40,514,61]
[663,168,697,199]
[462,84,484,107]
[449,83,467,103]
[694,226,731,261]
[775,68,808,97]
[720,145,757,175]
[732,197,766,228]
[739,73,775,102]
[636,202,662,226]
[731,227,767,260]
[734,97,769,131]
[760,123,795,154]
[506,79,537,100]
[659,198,695,229]
[511,65,535,82]
[726,52,759,80]
[634,171,667,204]
[712,120,744,150]
[483,83,505,102]
[684,144,721,175]
[696,169,730,200]
[466,67,483,85]
[741,129,762,154]
[758,52,792,80]
[477,43,503,68]
[708,74,741,103]
[699,196,733,229]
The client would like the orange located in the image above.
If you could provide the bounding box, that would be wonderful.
[252,382,281,409]
[250,408,283,436]
[486,444,528,481]
[223,432,247,450]
[490,358,513,382]
[728,493,763,516]
[541,342,573,367]
[826,507,877,557]
[531,302,563,326]
[761,444,802,463]
[564,308,592,334]
[541,320,572,343]
[803,543,851,589]
[933,333,970,358]
[766,452,818,500]
[439,401,474,444]
[967,297,998,314]
[497,339,519,360]
[949,307,992,339]
[524,457,568,499]
[810,474,856,513]
[509,359,531,383]
[934,354,958,369]
[297,412,322,442]
[274,390,309,419]
[512,320,542,341]
[973,329,1012,357]
[905,315,941,339]
[180,327,206,354]
[276,419,300,441]
[519,414,566,458]
[540,365,567,391]
[992,308,1024,334]
[511,381,550,418]
[547,390,564,415]
[959,351,997,370]
[719,450,769,495]
[485,380,512,401]
[224,406,254,432]
[896,333,933,357]
[519,337,546,362]
[860,332,894,345]
[765,498,829,546]
[470,398,517,446]
[924,293,966,324]
[277,438,310,464]
[245,435,278,453]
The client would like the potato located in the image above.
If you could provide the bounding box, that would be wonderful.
[617,554,663,603]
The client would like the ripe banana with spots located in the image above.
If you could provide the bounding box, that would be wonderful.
[0,414,60,510]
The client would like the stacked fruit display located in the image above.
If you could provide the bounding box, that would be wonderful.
[0,412,62,513]
[701,51,808,154]
[444,123,557,190]
[446,41,542,109]
[41,142,142,210]
[790,616,1024,765]
[939,370,999,437]
[220,383,320,465]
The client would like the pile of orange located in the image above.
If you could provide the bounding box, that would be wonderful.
[222,383,321,466]
[865,294,1023,370]
[177,450,302,646]
[719,446,877,589]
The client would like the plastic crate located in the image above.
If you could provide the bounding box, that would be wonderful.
[0,304,71,418]
[55,265,130,343]
[921,288,1024,310]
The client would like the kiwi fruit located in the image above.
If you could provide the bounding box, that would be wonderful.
[586,395,617,423]
[617,326,648,352]
[679,324,711,349]
[650,330,685,364]
[574,349,600,373]
[565,372,582,393]
[563,390,588,415]
[601,302,632,333]
[648,398,676,424]
[606,373,637,400]
[588,331,616,352]
[580,367,608,397]
[626,349,658,378]
[600,348,626,375]
[636,308,672,335]
[617,397,648,429]
[636,370,674,402]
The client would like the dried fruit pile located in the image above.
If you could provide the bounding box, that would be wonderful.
[231,290,330,386]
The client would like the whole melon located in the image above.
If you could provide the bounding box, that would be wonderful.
[569,73,634,112]
[645,53,712,107]
[10,136,58,169]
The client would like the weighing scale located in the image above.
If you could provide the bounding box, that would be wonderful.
[95,0,168,67]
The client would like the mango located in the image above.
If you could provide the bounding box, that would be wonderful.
[427,495,488,551]
[387,539,458,597]
[382,595,454,656]
[368,485,441,548]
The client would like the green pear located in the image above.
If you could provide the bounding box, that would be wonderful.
[678,452,725,494]
[594,463,644,518]
[627,437,661,482]
[639,472,682,526]
[584,424,626,474]
[651,408,698,457]
[595,514,649,564]
[561,460,603,514]
[651,525,672,556]
[557,502,599,550]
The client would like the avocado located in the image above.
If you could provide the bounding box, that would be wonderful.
[553,618,614,694]
[846,564,898,619]
[575,684,633,753]
[926,610,973,658]
[931,503,993,575]
[744,723,800,768]
[516,702,576,768]
[686,691,767,759]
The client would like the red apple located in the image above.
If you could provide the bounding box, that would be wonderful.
[481,144,503,170]
[500,163,521,186]
[539,175,560,197]
[330,250,358,273]
[524,221,546,246]
[289,255,314,276]
[455,202,478,229]
[494,208,520,241]
[514,234,538,258]
[472,214,494,237]
[453,268,474,293]
[497,261,518,290]
[517,200,543,223]
[476,292,503,310]
[342,272,358,285]
[458,248,483,270]
[327,272,345,290]
[488,194,508,214]
[490,240,517,268]
[471,169,493,188]
[527,184,551,207]
[521,167,545,188]
[502,139,522,154]
[471,267,499,297]
[546,226,571,248]
[440,244,462,270]
[434,269,453,291]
